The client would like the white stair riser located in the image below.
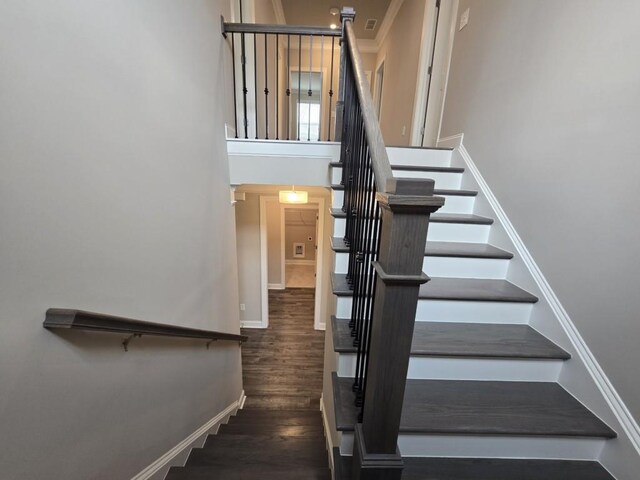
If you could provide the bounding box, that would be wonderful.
[331,190,475,214]
[337,354,562,382]
[334,252,509,279]
[338,434,604,460]
[331,167,462,189]
[335,297,532,324]
[386,147,452,167]
[333,218,490,243]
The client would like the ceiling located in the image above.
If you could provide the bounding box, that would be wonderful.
[280,0,393,40]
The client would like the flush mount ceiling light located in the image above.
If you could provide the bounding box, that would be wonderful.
[329,6,340,16]
[329,23,338,30]
[279,186,308,204]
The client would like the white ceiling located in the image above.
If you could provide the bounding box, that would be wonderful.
[280,0,393,40]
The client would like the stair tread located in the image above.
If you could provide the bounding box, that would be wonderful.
[168,465,330,480]
[332,373,616,438]
[329,161,463,173]
[331,208,493,225]
[332,273,539,303]
[332,449,614,480]
[331,184,478,196]
[331,238,513,259]
[331,316,570,359]
[219,423,324,436]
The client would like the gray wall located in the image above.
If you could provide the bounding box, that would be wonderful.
[441,0,640,420]
[235,193,263,323]
[0,1,242,478]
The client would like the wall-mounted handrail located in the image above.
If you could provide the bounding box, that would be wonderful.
[44,309,247,350]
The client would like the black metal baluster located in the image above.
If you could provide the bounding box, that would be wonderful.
[253,33,258,139]
[286,35,291,140]
[297,34,302,141]
[328,36,335,141]
[240,33,248,139]
[275,34,279,140]
[319,34,323,142]
[231,33,238,138]
[264,33,269,139]
[307,35,312,141]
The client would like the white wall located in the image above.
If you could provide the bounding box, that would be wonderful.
[440,0,640,421]
[0,1,242,478]
[235,193,263,324]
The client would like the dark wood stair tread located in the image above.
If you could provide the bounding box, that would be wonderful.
[331,208,493,225]
[332,449,614,480]
[331,183,478,196]
[331,316,570,360]
[332,273,539,303]
[219,423,324,437]
[332,373,616,438]
[167,465,330,480]
[190,434,327,467]
[331,238,513,259]
[329,161,463,173]
[229,411,323,427]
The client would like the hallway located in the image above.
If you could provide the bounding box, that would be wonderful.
[241,288,325,410]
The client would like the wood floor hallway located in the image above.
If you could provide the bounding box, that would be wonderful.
[241,288,325,410]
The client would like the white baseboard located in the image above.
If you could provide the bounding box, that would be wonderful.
[268,283,285,290]
[240,319,264,329]
[285,259,316,266]
[452,137,640,470]
[320,394,335,474]
[131,390,245,480]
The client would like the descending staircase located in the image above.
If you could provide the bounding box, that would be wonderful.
[327,146,617,479]
[166,409,331,479]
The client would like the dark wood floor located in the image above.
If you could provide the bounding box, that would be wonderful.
[241,288,325,410]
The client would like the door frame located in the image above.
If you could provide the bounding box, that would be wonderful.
[259,196,326,330]
[411,0,459,146]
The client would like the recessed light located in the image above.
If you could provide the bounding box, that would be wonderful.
[330,23,338,30]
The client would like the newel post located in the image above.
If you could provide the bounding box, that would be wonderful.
[352,178,444,480]
[334,7,355,142]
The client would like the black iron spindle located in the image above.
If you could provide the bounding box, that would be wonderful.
[307,35,312,141]
[240,32,248,139]
[253,33,258,139]
[264,33,269,139]
[319,34,324,141]
[275,34,279,140]
[231,33,238,138]
[328,36,335,141]
[297,34,302,141]
[286,34,291,140]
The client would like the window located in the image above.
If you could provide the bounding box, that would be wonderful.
[298,101,321,141]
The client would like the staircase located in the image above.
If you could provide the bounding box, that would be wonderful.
[166,409,331,479]
[327,145,617,479]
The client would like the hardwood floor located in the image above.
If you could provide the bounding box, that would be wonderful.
[241,288,325,410]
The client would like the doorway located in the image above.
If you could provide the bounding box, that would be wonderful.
[283,206,318,288]
[373,60,385,119]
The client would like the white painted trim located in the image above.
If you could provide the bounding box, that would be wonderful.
[411,0,439,146]
[285,259,316,266]
[376,0,405,49]
[320,395,335,473]
[131,390,245,480]
[259,196,272,328]
[454,138,640,459]
[271,0,286,24]
[436,133,463,148]
[268,283,286,290]
[434,0,459,144]
[240,320,264,329]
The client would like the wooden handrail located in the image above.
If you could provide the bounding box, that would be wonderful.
[341,20,395,195]
[222,22,341,37]
[44,309,247,349]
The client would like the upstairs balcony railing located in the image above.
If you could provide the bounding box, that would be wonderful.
[224,9,444,480]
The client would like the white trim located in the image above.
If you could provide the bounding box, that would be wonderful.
[268,283,286,290]
[131,390,245,480]
[376,0,405,48]
[271,0,286,24]
[240,320,264,329]
[258,196,274,328]
[280,203,286,288]
[436,133,463,148]
[434,0,459,144]
[285,259,316,266]
[320,395,335,473]
[453,138,640,459]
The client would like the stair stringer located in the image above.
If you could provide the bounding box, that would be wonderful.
[440,134,640,480]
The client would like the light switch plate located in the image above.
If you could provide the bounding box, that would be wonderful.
[459,7,469,31]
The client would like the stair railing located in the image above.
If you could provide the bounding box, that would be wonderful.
[337,8,444,479]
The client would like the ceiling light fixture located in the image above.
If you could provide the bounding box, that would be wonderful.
[329,23,338,30]
[279,186,308,204]
[329,7,340,16]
